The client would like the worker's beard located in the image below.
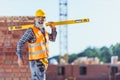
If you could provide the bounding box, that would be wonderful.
[35,22,45,28]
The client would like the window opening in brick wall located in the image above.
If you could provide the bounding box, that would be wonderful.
[57,66,65,75]
[79,66,87,75]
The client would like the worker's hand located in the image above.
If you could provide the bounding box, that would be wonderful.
[18,58,24,67]
[49,22,56,29]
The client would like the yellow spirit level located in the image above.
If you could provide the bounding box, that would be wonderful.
[8,18,89,31]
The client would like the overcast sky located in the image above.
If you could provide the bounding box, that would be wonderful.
[0,0,120,57]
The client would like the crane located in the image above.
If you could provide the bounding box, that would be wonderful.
[59,0,68,56]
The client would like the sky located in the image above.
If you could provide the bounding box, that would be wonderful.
[0,0,120,57]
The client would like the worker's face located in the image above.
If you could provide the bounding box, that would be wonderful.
[35,16,46,28]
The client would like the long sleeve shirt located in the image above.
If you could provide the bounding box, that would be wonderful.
[16,27,57,58]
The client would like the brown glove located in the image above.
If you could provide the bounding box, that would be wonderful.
[48,22,56,29]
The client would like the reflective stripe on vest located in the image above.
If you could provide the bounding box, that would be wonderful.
[28,27,49,60]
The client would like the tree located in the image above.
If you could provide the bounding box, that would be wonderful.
[100,46,113,63]
[110,43,120,60]
[69,53,78,63]
[81,47,100,58]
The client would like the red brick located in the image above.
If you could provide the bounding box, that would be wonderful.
[46,72,57,79]
[11,65,18,69]
[56,76,64,80]
[13,56,17,60]
[23,60,29,65]
[0,55,4,60]
[0,27,7,31]
[5,77,12,80]
[12,68,20,73]
[5,34,13,39]
[12,34,20,39]
[0,78,4,80]
[64,65,72,77]
[47,65,57,72]
[13,78,20,80]
[72,65,80,77]
[25,73,31,77]
[5,55,12,60]
[0,72,4,78]
[4,60,12,65]
[0,38,5,44]
[0,60,4,64]
[11,39,18,47]
[21,73,28,77]
[20,78,28,80]
[3,65,11,69]
[4,72,13,77]
[20,69,27,73]
[7,48,14,52]
[27,78,31,80]
[14,72,21,77]
[12,61,17,65]
[0,69,4,73]
[5,69,12,73]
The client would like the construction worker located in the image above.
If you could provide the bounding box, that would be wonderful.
[16,9,57,80]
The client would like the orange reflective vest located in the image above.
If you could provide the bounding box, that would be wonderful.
[28,27,49,60]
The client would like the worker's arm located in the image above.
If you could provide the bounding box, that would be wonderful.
[48,23,57,41]
[16,28,35,67]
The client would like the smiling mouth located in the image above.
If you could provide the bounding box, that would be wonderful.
[38,22,43,24]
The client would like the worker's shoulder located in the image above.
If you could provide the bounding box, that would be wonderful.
[27,28,33,31]
[25,28,33,33]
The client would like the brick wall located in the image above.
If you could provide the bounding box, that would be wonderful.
[0,17,29,80]
[47,64,120,80]
[0,20,30,80]
[0,48,29,80]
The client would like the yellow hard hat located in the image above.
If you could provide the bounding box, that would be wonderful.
[35,9,46,17]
